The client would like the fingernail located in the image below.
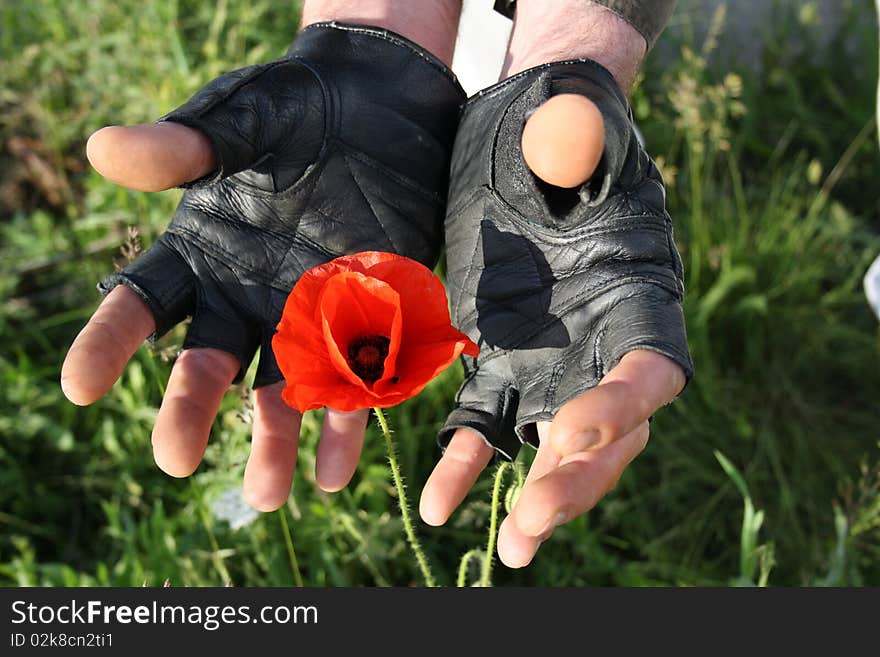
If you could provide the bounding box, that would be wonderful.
[563,430,599,453]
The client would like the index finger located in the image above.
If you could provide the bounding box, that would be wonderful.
[61,286,156,405]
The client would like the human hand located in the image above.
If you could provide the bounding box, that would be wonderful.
[419,59,692,567]
[61,22,465,510]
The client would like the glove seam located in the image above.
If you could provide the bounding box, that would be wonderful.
[159,60,290,186]
[182,332,248,361]
[489,187,672,241]
[298,21,465,96]
[343,152,402,255]
[161,61,284,123]
[542,361,566,415]
[182,194,304,245]
[466,58,624,108]
[451,209,489,317]
[166,224,337,292]
[215,140,444,205]
[99,238,194,338]
[446,183,488,221]
[338,145,445,205]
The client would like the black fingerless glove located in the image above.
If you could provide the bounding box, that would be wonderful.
[99,22,465,387]
[439,60,693,459]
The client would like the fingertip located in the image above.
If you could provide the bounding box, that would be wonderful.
[418,487,450,527]
[60,330,105,406]
[85,125,117,170]
[497,517,537,569]
[417,428,493,527]
[498,550,533,569]
[61,287,155,407]
[521,93,605,188]
[315,475,348,494]
[151,436,201,479]
[314,455,355,492]
[59,368,100,406]
[150,348,238,483]
[242,482,288,513]
[242,453,296,511]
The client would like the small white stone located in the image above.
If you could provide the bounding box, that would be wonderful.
[864,252,880,321]
[211,487,259,530]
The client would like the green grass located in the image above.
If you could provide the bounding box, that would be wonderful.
[1,0,878,587]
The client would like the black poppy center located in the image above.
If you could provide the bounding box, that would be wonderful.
[347,335,391,384]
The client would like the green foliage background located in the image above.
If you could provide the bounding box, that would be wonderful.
[1,0,878,586]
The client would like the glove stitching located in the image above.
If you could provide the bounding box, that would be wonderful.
[465,59,624,108]
[542,360,566,413]
[446,183,488,221]
[160,61,292,186]
[344,153,403,255]
[453,358,479,404]
[487,187,671,242]
[182,196,301,245]
[487,84,530,192]
[192,59,329,197]
[267,173,339,288]
[163,61,287,122]
[152,275,192,311]
[338,145,445,204]
[452,218,488,318]
[167,224,337,291]
[143,236,194,308]
[300,21,464,94]
[184,321,249,358]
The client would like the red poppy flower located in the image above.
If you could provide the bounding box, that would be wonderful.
[272,252,479,413]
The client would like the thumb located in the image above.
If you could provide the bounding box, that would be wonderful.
[86,123,215,192]
[520,93,605,189]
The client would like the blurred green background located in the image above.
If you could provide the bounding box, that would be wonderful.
[1,0,878,586]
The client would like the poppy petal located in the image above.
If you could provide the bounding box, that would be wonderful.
[273,251,477,413]
[318,272,403,389]
[373,335,475,399]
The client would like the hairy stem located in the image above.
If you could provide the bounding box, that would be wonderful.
[457,549,485,587]
[480,461,509,587]
[374,407,436,587]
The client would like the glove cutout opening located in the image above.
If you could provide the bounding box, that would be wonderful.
[493,71,628,230]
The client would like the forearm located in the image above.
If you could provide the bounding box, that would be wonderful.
[300,0,462,66]
[502,0,673,90]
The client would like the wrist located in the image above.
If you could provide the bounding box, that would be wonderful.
[501,0,646,91]
[300,0,462,66]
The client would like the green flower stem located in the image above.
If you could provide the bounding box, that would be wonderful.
[480,461,509,587]
[456,549,485,587]
[374,407,436,587]
[278,506,304,587]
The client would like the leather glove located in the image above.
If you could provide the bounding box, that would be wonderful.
[439,59,693,460]
[97,21,465,388]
